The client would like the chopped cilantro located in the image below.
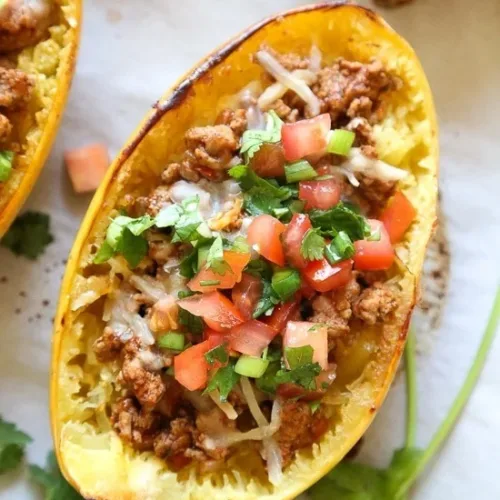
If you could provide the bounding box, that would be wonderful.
[245,258,273,280]
[309,401,321,414]
[255,361,281,394]
[228,236,250,253]
[0,416,32,474]
[29,451,83,499]
[177,292,204,335]
[179,247,198,279]
[253,279,280,318]
[276,362,322,390]
[300,228,326,261]
[155,204,182,228]
[243,190,283,217]
[204,344,229,365]
[285,346,314,369]
[239,111,283,162]
[93,240,115,264]
[325,231,355,265]
[0,150,14,182]
[229,164,291,201]
[205,235,230,275]
[1,211,54,260]
[204,360,240,402]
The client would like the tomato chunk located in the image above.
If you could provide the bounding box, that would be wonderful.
[203,328,227,347]
[264,298,301,333]
[232,273,262,320]
[354,220,394,271]
[64,143,109,194]
[178,291,244,332]
[281,114,331,162]
[174,340,212,391]
[250,143,286,177]
[380,191,416,243]
[188,250,251,293]
[229,320,278,357]
[282,213,312,269]
[299,177,341,210]
[283,321,328,369]
[247,214,286,266]
[302,258,353,293]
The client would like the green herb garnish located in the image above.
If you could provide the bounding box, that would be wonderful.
[204,360,240,402]
[271,268,301,302]
[240,111,283,162]
[0,417,32,474]
[300,228,326,261]
[0,151,14,182]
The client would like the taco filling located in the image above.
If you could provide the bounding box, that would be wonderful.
[90,47,416,483]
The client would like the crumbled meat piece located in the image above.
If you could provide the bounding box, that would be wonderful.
[120,338,166,408]
[156,378,184,418]
[0,67,34,109]
[0,112,12,141]
[179,160,202,182]
[346,117,377,155]
[184,124,238,171]
[92,326,123,362]
[310,277,361,347]
[261,46,309,71]
[208,197,243,232]
[357,173,396,207]
[154,417,194,458]
[277,401,329,466]
[312,59,395,124]
[265,98,299,123]
[161,162,181,185]
[353,282,398,325]
[111,397,160,451]
[215,108,248,138]
[0,0,54,52]
[136,185,171,217]
[147,232,175,265]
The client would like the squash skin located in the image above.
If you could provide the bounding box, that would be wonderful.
[0,0,82,237]
[50,3,438,499]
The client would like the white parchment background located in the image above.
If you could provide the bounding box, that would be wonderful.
[0,1,499,498]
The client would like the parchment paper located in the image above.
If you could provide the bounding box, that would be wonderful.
[0,1,499,498]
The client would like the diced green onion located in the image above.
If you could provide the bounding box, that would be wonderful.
[234,355,270,378]
[315,174,334,181]
[271,268,301,301]
[0,150,14,182]
[327,129,355,156]
[200,279,221,287]
[158,332,185,351]
[367,227,381,241]
[325,230,355,265]
[273,207,289,218]
[284,160,318,184]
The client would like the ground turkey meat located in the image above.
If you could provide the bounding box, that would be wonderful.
[346,116,377,157]
[0,66,34,108]
[312,59,395,124]
[353,282,398,325]
[261,45,309,71]
[215,108,247,138]
[266,97,300,123]
[119,338,166,408]
[277,401,329,466]
[0,112,11,141]
[92,327,123,362]
[357,173,397,208]
[134,184,171,217]
[111,397,160,452]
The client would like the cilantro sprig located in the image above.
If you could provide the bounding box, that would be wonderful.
[0,417,32,474]
[204,360,240,402]
[300,228,326,261]
[240,110,283,162]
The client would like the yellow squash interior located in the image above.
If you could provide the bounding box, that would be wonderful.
[51,4,438,499]
[0,0,81,237]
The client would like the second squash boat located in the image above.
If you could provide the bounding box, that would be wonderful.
[51,3,438,499]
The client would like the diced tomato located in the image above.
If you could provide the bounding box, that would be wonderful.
[188,250,251,293]
[302,258,353,293]
[247,215,286,266]
[64,143,109,194]
[232,273,262,320]
[229,320,278,357]
[353,220,395,271]
[380,191,417,243]
[299,177,341,210]
[281,114,331,162]
[299,280,316,300]
[250,143,286,177]
[283,321,328,369]
[264,298,301,333]
[203,328,227,347]
[177,291,244,333]
[174,340,212,391]
[282,213,312,269]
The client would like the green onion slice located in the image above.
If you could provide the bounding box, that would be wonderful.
[271,268,301,301]
[200,279,221,286]
[284,160,318,184]
[325,230,355,265]
[158,332,185,351]
[234,355,270,378]
[327,129,355,156]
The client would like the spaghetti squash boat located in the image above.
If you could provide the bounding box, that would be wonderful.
[0,0,81,237]
[51,3,437,499]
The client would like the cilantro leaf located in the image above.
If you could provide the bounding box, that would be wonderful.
[240,111,283,161]
[204,361,240,402]
[229,164,291,201]
[309,202,371,241]
[29,451,83,499]
[0,150,14,182]
[155,204,182,228]
[115,228,148,268]
[93,240,115,264]
[228,236,250,254]
[178,307,204,335]
[204,344,229,365]
[1,211,54,259]
[385,447,424,498]
[245,258,273,280]
[276,362,322,390]
[179,247,198,279]
[256,361,281,394]
[253,279,280,318]
[206,235,230,275]
[325,230,355,265]
[300,228,326,261]
[285,346,314,369]
[243,190,283,217]
[0,416,32,474]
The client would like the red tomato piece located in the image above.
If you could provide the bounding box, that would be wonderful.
[281,114,331,162]
[282,213,312,269]
[188,250,251,293]
[380,191,417,243]
[203,328,227,347]
[299,177,341,210]
[64,143,109,194]
[231,273,262,320]
[264,299,301,333]
[174,340,212,391]
[353,220,395,271]
[302,258,353,293]
[299,280,316,300]
[177,291,244,333]
[229,320,278,357]
[247,214,286,266]
[283,321,328,369]
[250,143,286,177]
